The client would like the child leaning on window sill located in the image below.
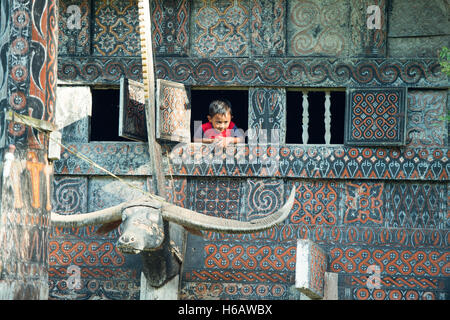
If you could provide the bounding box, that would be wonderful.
[193,99,244,148]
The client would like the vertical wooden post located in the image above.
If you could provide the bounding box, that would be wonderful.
[301,90,309,144]
[324,91,331,145]
[138,0,166,199]
[138,0,179,300]
[0,0,58,299]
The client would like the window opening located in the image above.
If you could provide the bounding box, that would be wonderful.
[90,87,128,142]
[286,89,345,144]
[190,89,248,142]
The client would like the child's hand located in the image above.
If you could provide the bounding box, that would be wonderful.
[213,136,233,148]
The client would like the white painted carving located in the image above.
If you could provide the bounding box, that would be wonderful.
[324,91,331,145]
[302,91,309,144]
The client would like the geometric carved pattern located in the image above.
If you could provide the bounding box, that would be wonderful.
[344,182,384,225]
[162,143,449,181]
[156,79,191,143]
[290,180,338,226]
[250,0,285,56]
[188,179,241,220]
[384,182,447,229]
[57,56,447,88]
[330,247,450,277]
[203,243,296,271]
[331,247,449,300]
[206,217,449,249]
[55,143,450,183]
[338,269,448,300]
[93,0,141,56]
[52,176,88,215]
[54,142,152,176]
[48,239,141,300]
[246,179,285,221]
[181,236,297,300]
[345,88,407,146]
[191,0,250,57]
[154,58,446,88]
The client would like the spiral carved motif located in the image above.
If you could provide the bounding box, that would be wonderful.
[53,177,87,215]
[247,180,283,220]
[289,0,346,56]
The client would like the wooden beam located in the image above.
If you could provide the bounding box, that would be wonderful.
[6,110,58,132]
[138,0,166,198]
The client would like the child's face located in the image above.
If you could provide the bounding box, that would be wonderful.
[207,112,231,133]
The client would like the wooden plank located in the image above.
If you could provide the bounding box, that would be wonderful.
[6,110,58,132]
[119,77,148,142]
[155,79,191,143]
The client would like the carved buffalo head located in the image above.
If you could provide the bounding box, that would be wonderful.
[51,189,296,287]
[51,188,296,253]
[117,205,165,254]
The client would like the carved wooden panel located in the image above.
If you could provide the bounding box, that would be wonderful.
[406,90,448,148]
[92,0,141,56]
[287,0,350,57]
[250,0,286,56]
[58,0,91,56]
[295,239,327,299]
[119,77,147,142]
[151,0,190,56]
[156,79,190,143]
[345,88,407,146]
[350,0,387,57]
[248,87,286,144]
[190,0,250,57]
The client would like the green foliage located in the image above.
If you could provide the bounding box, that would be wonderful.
[437,47,449,123]
[438,46,450,76]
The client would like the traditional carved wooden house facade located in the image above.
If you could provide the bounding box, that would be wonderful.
[1,0,448,300]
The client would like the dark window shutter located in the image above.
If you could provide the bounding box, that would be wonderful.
[155,79,191,143]
[344,87,407,146]
[119,77,148,142]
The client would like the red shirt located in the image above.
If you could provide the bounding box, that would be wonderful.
[201,121,238,139]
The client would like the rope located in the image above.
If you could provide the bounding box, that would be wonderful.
[9,112,164,202]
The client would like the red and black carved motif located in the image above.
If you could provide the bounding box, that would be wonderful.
[156,79,191,143]
[181,235,297,300]
[152,0,190,56]
[345,87,407,146]
[331,246,449,300]
[48,176,146,300]
[57,57,447,88]
[188,178,242,220]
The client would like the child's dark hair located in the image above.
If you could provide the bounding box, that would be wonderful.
[209,99,232,117]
